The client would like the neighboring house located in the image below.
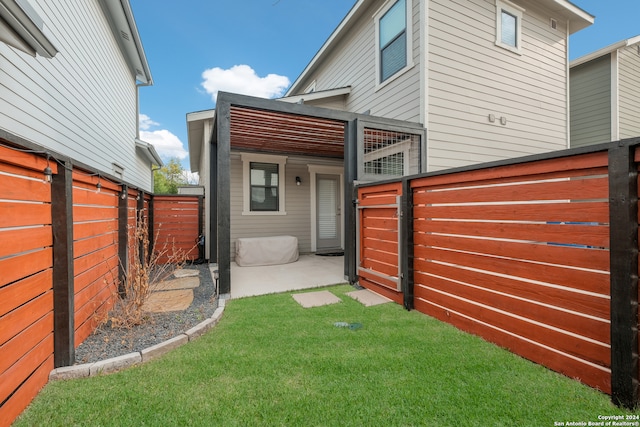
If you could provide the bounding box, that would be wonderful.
[283,0,594,172]
[0,0,161,191]
[570,36,640,148]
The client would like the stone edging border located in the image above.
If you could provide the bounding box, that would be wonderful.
[49,299,227,381]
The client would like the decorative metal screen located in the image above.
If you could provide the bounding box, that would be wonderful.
[361,127,421,181]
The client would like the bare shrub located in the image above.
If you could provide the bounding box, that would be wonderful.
[106,211,195,329]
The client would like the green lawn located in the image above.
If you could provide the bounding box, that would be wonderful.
[15,285,637,426]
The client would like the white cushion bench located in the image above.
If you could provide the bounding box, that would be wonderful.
[235,235,299,267]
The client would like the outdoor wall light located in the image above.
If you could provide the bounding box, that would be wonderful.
[96,177,102,193]
[296,176,302,186]
[43,155,52,183]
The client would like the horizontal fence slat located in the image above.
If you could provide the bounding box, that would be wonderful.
[0,202,51,228]
[72,205,118,222]
[414,258,610,320]
[413,270,609,344]
[73,220,118,240]
[413,176,608,205]
[414,298,611,394]
[0,334,52,407]
[359,276,402,304]
[415,233,610,272]
[409,152,609,189]
[415,284,610,368]
[0,249,52,288]
[0,313,52,376]
[0,173,51,202]
[0,226,52,259]
[0,291,53,346]
[74,284,115,346]
[413,201,609,224]
[414,220,609,249]
[73,245,118,277]
[0,145,53,173]
[414,247,609,296]
[73,233,118,258]
[0,270,52,318]
[0,352,53,427]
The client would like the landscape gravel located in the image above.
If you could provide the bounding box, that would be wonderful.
[74,263,218,365]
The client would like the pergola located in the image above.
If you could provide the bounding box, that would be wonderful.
[210,92,425,294]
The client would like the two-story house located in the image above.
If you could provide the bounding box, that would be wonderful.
[283,0,594,171]
[570,36,640,148]
[0,0,160,191]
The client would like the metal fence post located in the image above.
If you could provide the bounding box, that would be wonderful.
[401,178,414,310]
[118,185,129,297]
[608,142,639,409]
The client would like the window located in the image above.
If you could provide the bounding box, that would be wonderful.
[375,0,413,87]
[250,162,279,211]
[495,0,524,54]
[241,153,287,215]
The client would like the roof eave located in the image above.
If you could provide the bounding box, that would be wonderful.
[279,86,352,104]
[186,110,215,173]
[285,0,366,96]
[135,138,163,167]
[0,0,58,58]
[99,0,153,85]
[570,35,640,68]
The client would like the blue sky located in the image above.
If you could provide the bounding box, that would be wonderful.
[129,0,639,173]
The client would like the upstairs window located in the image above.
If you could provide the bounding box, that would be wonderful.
[495,0,524,54]
[375,0,413,86]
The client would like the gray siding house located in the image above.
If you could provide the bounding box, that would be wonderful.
[0,0,160,191]
[284,0,593,171]
[570,36,640,148]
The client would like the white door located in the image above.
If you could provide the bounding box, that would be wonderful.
[316,174,341,251]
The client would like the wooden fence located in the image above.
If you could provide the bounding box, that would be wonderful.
[357,141,639,409]
[0,142,203,426]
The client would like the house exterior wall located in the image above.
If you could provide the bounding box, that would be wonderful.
[427,0,570,171]
[229,152,343,260]
[618,45,640,140]
[293,0,422,123]
[569,55,612,148]
[0,0,153,191]
[290,0,573,173]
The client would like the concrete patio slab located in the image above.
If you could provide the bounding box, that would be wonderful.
[292,290,342,308]
[152,276,200,291]
[143,289,193,312]
[229,254,345,299]
[346,289,392,307]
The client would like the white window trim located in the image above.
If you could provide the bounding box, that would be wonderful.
[495,0,524,55]
[374,0,414,91]
[241,153,287,216]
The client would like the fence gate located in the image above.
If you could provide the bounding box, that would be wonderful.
[356,182,404,304]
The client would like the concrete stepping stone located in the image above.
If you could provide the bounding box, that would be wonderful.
[152,276,199,291]
[173,268,200,278]
[346,289,391,306]
[292,290,341,308]
[143,289,193,313]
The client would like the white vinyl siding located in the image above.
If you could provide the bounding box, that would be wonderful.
[569,55,612,148]
[618,45,640,139]
[229,152,343,260]
[293,0,421,123]
[0,0,152,191]
[427,0,569,171]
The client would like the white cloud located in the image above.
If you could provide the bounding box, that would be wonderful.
[139,114,159,131]
[201,64,290,102]
[138,114,188,160]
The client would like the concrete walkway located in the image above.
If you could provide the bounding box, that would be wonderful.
[223,254,346,299]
